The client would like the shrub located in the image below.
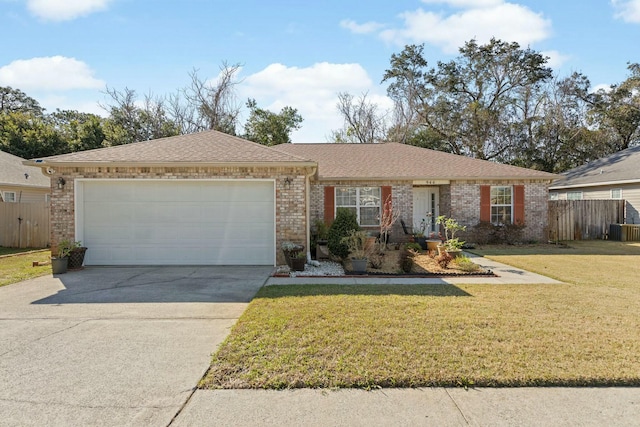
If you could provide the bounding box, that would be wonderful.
[453,255,480,272]
[405,242,422,252]
[398,248,414,273]
[471,221,526,245]
[436,251,453,269]
[327,208,360,259]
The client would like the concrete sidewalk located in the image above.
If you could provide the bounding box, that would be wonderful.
[266,252,563,286]
[173,387,640,426]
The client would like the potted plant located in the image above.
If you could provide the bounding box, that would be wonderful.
[412,219,428,250]
[436,215,466,258]
[67,241,87,270]
[281,241,304,268]
[426,232,441,252]
[290,251,307,272]
[341,229,370,273]
[51,239,74,274]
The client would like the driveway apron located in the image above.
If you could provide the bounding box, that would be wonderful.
[0,266,269,427]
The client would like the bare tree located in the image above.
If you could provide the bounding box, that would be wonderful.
[170,62,243,135]
[329,92,387,143]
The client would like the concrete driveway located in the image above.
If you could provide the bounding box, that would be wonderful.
[0,266,270,427]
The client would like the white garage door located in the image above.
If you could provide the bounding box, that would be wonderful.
[78,180,275,266]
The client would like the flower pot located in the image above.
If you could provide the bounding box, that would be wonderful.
[351,258,368,273]
[414,236,427,250]
[51,257,68,274]
[437,244,446,256]
[290,257,306,272]
[426,239,440,252]
[446,249,463,258]
[68,247,87,270]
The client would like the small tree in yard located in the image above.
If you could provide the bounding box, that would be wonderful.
[379,194,400,251]
[327,208,360,259]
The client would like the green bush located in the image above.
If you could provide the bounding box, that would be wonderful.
[327,208,360,259]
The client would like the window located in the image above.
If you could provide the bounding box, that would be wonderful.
[549,192,559,201]
[567,191,583,200]
[490,186,512,224]
[335,187,381,226]
[611,189,622,199]
[2,191,16,203]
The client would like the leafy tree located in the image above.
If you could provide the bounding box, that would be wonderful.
[0,112,67,158]
[383,38,553,160]
[244,98,303,145]
[0,86,44,116]
[101,87,180,145]
[587,63,640,151]
[329,92,387,143]
[49,110,106,152]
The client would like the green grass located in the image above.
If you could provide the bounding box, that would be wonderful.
[0,249,52,287]
[201,240,640,389]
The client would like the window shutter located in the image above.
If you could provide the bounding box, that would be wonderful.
[480,185,491,222]
[514,185,525,225]
[381,186,392,217]
[324,186,335,224]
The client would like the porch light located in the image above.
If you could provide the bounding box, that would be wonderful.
[283,177,292,189]
[57,177,66,189]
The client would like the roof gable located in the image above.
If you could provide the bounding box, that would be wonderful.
[30,130,312,165]
[0,151,50,188]
[551,145,640,188]
[275,143,558,180]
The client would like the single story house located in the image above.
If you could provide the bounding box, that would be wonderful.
[25,130,557,266]
[549,145,640,224]
[1,150,50,203]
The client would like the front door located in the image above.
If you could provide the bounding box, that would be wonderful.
[413,187,439,235]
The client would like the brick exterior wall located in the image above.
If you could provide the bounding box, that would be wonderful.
[310,181,413,242]
[447,180,550,242]
[310,179,550,244]
[50,165,313,264]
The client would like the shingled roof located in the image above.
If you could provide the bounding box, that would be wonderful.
[0,151,50,188]
[275,143,558,181]
[27,130,313,166]
[550,145,640,189]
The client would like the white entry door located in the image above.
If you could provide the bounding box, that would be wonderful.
[413,187,439,234]
[77,180,275,266]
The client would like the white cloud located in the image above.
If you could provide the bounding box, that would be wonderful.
[541,50,570,69]
[340,19,385,34]
[377,1,551,54]
[241,62,392,143]
[26,0,113,21]
[0,56,104,91]
[421,0,503,7]
[612,0,640,23]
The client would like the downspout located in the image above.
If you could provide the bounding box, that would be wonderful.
[305,166,318,263]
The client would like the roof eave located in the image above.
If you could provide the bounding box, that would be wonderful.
[550,178,640,190]
[315,175,557,182]
[23,160,318,169]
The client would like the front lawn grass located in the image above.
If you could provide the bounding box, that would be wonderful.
[201,241,640,389]
[0,249,52,287]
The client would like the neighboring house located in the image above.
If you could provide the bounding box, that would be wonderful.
[25,131,557,266]
[0,151,50,203]
[549,145,640,224]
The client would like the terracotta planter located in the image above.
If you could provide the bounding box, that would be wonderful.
[426,240,440,252]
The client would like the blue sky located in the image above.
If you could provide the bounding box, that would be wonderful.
[1,0,639,143]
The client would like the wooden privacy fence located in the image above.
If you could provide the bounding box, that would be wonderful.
[548,200,625,241]
[0,202,50,248]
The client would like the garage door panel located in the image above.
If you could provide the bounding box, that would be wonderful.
[81,180,275,266]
